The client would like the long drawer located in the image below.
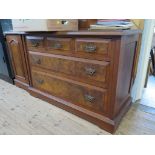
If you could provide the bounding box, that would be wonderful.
[31,69,107,113]
[29,51,110,88]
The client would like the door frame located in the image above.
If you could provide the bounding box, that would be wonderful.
[131,19,155,102]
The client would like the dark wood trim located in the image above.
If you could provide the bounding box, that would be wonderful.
[14,79,29,91]
[21,35,31,86]
[4,29,142,36]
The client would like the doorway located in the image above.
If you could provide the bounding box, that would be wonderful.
[131,20,155,104]
[140,45,155,108]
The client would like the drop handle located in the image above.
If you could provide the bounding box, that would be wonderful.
[84,44,96,53]
[32,57,41,65]
[35,59,41,64]
[52,43,62,49]
[32,42,39,47]
[84,94,95,102]
[85,67,96,76]
[61,20,69,25]
[36,79,44,84]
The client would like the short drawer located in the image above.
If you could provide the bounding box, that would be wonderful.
[75,38,111,61]
[31,70,107,113]
[46,37,74,55]
[29,52,110,88]
[26,36,45,51]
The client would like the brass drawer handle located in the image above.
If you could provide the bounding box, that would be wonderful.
[52,43,62,49]
[36,79,44,84]
[61,20,69,25]
[32,57,41,65]
[84,94,95,102]
[85,67,96,76]
[35,59,41,65]
[84,44,96,53]
[32,42,39,47]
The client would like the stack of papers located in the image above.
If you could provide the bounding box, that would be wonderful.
[90,19,133,30]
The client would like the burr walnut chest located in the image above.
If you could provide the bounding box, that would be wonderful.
[5,30,140,133]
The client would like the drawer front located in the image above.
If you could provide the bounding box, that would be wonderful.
[26,36,45,51]
[46,37,74,55]
[75,38,111,60]
[47,19,78,31]
[31,70,107,113]
[29,52,110,88]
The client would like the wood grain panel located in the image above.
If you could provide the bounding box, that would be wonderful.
[75,38,111,61]
[31,69,108,114]
[114,37,137,116]
[47,19,78,31]
[46,37,74,55]
[26,36,45,51]
[6,35,28,84]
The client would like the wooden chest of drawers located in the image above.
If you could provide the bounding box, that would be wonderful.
[6,30,140,133]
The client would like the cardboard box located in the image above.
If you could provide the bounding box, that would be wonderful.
[12,19,78,32]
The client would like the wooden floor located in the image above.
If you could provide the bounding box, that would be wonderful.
[141,75,155,108]
[0,79,155,135]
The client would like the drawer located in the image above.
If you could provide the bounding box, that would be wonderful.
[75,38,111,61]
[26,36,45,51]
[29,52,110,88]
[46,37,74,55]
[47,19,78,31]
[31,70,107,113]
